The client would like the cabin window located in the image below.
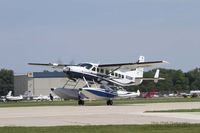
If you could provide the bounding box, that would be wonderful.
[126,76,133,80]
[122,75,124,79]
[97,68,100,73]
[105,70,109,75]
[100,69,104,73]
[119,74,121,78]
[111,72,114,76]
[92,67,96,71]
[115,73,118,77]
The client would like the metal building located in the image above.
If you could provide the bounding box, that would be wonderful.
[14,71,84,96]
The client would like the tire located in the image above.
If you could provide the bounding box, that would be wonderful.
[107,100,113,105]
[78,100,84,105]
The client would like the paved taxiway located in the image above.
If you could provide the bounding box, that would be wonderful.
[0,102,200,126]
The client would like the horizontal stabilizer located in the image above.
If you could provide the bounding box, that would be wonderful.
[137,77,165,81]
[136,69,165,83]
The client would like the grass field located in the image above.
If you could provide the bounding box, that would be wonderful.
[146,108,200,113]
[0,124,200,133]
[0,97,200,108]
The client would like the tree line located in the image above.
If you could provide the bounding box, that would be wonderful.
[130,68,200,93]
[0,68,200,96]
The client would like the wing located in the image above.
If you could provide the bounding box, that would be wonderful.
[28,63,76,69]
[98,60,168,71]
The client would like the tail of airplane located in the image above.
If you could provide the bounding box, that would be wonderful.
[137,69,165,83]
[7,91,12,97]
[135,56,145,78]
[154,69,165,83]
[136,90,140,96]
[125,56,145,85]
[154,69,160,83]
[134,56,144,84]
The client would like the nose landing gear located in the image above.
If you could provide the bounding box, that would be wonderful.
[106,99,113,105]
[78,99,85,105]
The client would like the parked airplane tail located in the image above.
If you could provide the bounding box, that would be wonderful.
[7,91,12,97]
[137,90,140,96]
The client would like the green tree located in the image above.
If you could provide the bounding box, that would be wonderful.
[186,68,200,90]
[0,69,14,96]
[132,68,190,93]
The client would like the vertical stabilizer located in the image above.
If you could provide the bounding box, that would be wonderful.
[154,69,160,83]
[7,91,12,97]
[138,56,145,63]
[135,56,145,78]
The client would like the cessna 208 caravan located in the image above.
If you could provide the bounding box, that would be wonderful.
[29,56,168,105]
[29,56,167,87]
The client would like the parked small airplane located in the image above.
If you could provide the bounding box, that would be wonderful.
[5,91,23,101]
[29,56,167,87]
[181,90,200,98]
[33,95,50,101]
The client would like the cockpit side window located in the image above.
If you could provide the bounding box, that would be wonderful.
[100,69,104,74]
[92,67,96,71]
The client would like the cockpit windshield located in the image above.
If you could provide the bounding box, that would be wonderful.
[78,63,93,70]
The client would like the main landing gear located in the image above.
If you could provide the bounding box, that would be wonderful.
[78,99,84,105]
[106,99,113,105]
[78,88,84,105]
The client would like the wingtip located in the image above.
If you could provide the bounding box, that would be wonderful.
[162,61,169,64]
[28,63,33,65]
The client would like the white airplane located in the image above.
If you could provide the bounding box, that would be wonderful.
[33,95,50,101]
[29,56,167,105]
[5,91,23,101]
[181,90,200,98]
[29,56,168,87]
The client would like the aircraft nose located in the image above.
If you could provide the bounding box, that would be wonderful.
[63,66,70,73]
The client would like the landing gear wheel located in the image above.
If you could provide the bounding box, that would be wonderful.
[78,100,84,105]
[107,100,113,105]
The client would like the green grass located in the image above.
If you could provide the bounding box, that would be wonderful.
[146,108,200,113]
[1,124,200,133]
[0,97,200,108]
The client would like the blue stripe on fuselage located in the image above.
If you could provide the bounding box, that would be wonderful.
[85,89,117,98]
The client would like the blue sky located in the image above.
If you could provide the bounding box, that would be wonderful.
[0,0,199,73]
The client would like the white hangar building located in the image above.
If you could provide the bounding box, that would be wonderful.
[14,71,85,96]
